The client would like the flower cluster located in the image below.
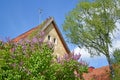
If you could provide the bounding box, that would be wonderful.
[57,52,87,66]
[56,52,88,79]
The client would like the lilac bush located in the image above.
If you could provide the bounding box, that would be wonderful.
[0,37,55,80]
[0,34,88,80]
[55,53,88,80]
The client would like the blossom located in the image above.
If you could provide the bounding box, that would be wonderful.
[47,41,54,49]
[79,59,88,66]
[39,31,45,36]
[63,54,70,61]
[73,54,81,60]
[25,39,30,43]
[22,45,26,51]
[32,37,38,43]
[18,39,24,45]
[38,38,44,43]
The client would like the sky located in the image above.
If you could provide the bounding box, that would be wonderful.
[0,0,78,39]
[0,0,120,68]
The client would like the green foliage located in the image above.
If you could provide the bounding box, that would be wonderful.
[0,37,87,80]
[113,48,120,63]
[0,39,54,80]
[55,53,88,80]
[63,0,120,77]
[112,64,120,80]
[63,0,120,55]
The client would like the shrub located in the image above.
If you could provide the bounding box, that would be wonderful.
[55,53,88,80]
[0,36,87,80]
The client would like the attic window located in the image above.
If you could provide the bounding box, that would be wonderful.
[53,38,57,44]
[48,35,51,41]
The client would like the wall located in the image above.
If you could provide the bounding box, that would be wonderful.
[43,23,67,58]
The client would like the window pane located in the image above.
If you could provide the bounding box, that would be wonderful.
[48,35,50,41]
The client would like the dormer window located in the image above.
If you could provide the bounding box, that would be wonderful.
[53,38,57,44]
[48,35,51,41]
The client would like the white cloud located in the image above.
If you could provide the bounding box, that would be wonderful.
[113,40,120,49]
[73,47,108,68]
[73,47,90,58]
[111,22,120,51]
[73,47,105,58]
[115,22,120,36]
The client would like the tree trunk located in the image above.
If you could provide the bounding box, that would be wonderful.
[106,54,114,78]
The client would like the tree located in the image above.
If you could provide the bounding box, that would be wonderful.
[63,0,120,78]
[113,48,120,63]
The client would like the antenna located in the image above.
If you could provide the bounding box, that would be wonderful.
[38,9,43,24]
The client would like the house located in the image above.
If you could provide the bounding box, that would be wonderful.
[12,17,70,58]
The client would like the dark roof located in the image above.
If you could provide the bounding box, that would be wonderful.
[12,17,70,54]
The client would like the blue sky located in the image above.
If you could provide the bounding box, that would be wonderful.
[0,0,120,68]
[0,0,78,40]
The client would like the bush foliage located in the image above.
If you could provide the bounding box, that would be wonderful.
[0,36,87,80]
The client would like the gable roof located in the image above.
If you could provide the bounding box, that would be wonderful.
[12,17,70,54]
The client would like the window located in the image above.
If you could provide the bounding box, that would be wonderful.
[48,35,51,41]
[53,38,57,44]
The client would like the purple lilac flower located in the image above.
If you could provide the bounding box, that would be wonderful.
[32,37,38,43]
[70,50,81,61]
[18,39,23,45]
[25,39,30,43]
[79,59,88,66]
[39,31,45,36]
[64,54,69,60]
[22,45,26,51]
[73,54,81,60]
[39,38,44,43]
[47,41,54,48]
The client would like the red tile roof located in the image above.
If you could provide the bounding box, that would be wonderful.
[83,66,111,80]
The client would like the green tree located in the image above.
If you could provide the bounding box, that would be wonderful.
[113,48,120,63]
[63,0,120,78]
